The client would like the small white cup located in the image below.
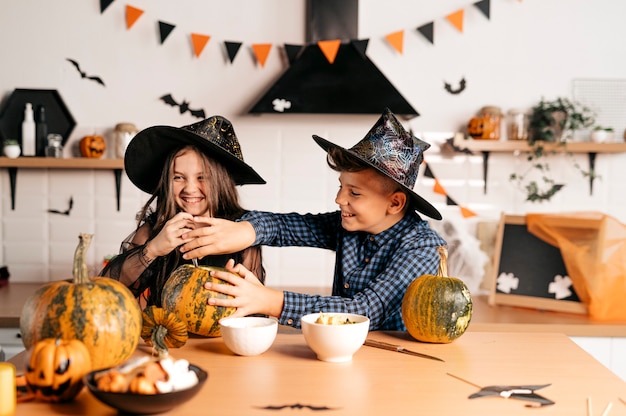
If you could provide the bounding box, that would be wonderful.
[3,144,21,158]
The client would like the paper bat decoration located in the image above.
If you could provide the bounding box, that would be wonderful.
[444,77,466,95]
[258,403,337,411]
[66,59,106,86]
[47,196,73,216]
[160,94,206,119]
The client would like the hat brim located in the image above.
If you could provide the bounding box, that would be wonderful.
[125,125,266,194]
[312,135,442,220]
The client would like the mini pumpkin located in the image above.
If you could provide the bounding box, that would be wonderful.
[141,306,188,357]
[25,338,92,403]
[401,246,473,343]
[79,135,106,158]
[161,264,237,337]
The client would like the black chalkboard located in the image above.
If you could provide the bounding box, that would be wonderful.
[489,214,587,314]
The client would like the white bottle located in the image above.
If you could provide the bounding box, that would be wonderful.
[21,103,36,156]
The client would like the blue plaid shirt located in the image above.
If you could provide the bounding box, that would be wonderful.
[242,210,446,330]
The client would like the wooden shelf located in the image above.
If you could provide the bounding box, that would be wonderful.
[0,157,125,210]
[452,133,626,194]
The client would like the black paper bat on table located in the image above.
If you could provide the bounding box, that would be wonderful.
[160,94,206,119]
[444,77,466,95]
[66,59,106,86]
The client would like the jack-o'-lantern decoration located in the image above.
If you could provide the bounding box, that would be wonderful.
[24,338,92,402]
[80,135,106,158]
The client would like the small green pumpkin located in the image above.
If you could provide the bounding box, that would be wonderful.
[141,306,188,356]
[161,264,237,337]
[401,246,472,343]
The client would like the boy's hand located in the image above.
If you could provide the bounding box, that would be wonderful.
[180,217,256,259]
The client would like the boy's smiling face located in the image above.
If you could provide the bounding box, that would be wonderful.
[335,168,407,235]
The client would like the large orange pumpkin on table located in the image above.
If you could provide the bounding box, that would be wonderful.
[401,246,473,343]
[20,233,142,370]
[161,264,237,337]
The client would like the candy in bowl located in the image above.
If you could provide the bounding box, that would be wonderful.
[301,312,370,362]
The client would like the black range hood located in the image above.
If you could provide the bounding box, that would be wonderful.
[248,0,419,117]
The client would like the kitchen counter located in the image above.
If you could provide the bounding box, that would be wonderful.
[2,283,626,336]
[9,330,626,415]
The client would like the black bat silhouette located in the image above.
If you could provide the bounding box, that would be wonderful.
[160,94,206,119]
[48,196,73,216]
[257,403,337,411]
[66,59,105,86]
[444,77,466,95]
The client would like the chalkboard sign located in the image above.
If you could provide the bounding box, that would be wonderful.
[488,214,588,314]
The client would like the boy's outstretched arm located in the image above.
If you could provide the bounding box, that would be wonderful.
[180,217,256,259]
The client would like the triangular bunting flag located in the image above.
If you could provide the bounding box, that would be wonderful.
[460,206,478,218]
[158,21,175,44]
[474,0,491,19]
[100,0,114,13]
[384,30,404,54]
[351,39,369,59]
[318,39,341,64]
[423,163,435,179]
[446,9,464,33]
[225,41,242,63]
[191,33,211,58]
[125,5,143,30]
[252,43,272,68]
[446,195,456,206]
[433,179,446,196]
[284,44,303,65]
[417,22,434,44]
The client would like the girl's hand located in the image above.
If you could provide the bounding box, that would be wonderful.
[204,259,283,318]
[145,212,195,257]
[180,217,256,259]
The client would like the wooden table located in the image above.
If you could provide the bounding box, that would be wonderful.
[9,330,626,415]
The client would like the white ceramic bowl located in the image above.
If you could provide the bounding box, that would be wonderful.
[219,316,278,356]
[301,312,370,362]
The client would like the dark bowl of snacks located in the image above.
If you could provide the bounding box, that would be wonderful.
[84,356,207,414]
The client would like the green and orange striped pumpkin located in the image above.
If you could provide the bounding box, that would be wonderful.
[161,264,236,337]
[20,233,142,370]
[401,246,473,343]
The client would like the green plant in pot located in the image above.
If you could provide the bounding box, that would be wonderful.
[510,97,596,202]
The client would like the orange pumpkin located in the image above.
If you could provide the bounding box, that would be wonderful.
[24,338,92,402]
[20,234,142,370]
[79,135,106,158]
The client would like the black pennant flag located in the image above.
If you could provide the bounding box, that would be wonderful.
[100,0,114,13]
[417,22,434,44]
[225,41,243,63]
[158,21,175,44]
[446,195,458,206]
[423,163,435,179]
[474,0,491,19]
[351,39,369,59]
[284,44,304,65]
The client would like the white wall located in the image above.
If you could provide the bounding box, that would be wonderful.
[1,0,626,288]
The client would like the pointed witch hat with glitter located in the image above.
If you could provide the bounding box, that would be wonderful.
[125,115,265,194]
[312,108,441,220]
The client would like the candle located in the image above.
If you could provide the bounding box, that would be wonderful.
[0,362,16,416]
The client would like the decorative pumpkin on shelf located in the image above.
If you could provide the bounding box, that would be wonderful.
[24,338,92,403]
[161,264,237,337]
[141,306,188,357]
[79,135,106,158]
[19,233,143,370]
[401,246,473,343]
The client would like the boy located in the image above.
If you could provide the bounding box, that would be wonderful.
[181,108,446,330]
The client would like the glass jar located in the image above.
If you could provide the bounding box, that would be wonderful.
[479,106,502,140]
[114,123,138,158]
[45,134,63,158]
[507,109,530,141]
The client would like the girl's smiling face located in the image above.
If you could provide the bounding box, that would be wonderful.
[335,168,406,235]
[172,148,211,216]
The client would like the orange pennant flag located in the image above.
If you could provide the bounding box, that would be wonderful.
[433,179,446,196]
[384,30,404,54]
[318,39,341,64]
[191,33,211,58]
[126,5,143,30]
[252,43,272,68]
[460,206,478,218]
[446,9,464,33]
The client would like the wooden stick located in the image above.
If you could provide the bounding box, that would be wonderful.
[600,402,612,416]
[588,397,593,416]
